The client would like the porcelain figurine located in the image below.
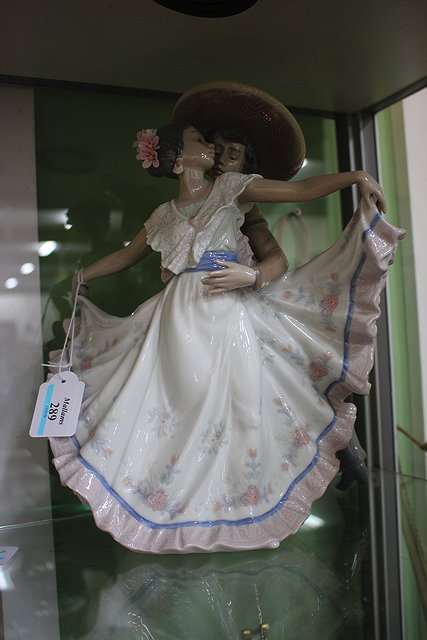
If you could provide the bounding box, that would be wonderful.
[49,83,404,553]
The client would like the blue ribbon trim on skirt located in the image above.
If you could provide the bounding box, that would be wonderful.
[185,251,238,272]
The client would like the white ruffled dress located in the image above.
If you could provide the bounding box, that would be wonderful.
[50,172,403,553]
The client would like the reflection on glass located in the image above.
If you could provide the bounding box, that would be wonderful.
[59,486,368,639]
[20,262,35,275]
[88,540,361,639]
[4,277,19,289]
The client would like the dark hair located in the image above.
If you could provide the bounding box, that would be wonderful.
[209,126,258,174]
[147,122,188,179]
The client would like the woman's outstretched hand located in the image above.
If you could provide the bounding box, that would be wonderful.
[201,261,256,295]
[356,171,387,213]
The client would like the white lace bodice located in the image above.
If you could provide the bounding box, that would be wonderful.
[144,172,259,273]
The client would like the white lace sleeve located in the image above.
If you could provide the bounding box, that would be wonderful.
[144,204,168,248]
[215,172,262,215]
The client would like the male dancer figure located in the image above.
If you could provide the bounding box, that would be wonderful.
[210,126,288,288]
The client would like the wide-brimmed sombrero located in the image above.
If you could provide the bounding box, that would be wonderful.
[173,81,306,180]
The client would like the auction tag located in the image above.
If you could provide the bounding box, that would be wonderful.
[0,547,18,565]
[29,371,84,437]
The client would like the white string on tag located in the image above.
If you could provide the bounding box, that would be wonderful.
[42,270,86,379]
[32,271,86,437]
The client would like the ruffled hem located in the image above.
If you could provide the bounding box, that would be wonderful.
[50,401,355,552]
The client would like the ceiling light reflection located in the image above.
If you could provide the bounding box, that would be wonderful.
[20,262,35,275]
[5,278,19,289]
[0,570,14,591]
[302,514,325,529]
[38,241,58,257]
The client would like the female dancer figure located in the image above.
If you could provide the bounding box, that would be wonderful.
[51,121,402,553]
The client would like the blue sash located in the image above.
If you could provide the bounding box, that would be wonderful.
[185,251,238,272]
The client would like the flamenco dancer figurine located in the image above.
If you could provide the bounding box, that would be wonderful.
[50,82,403,553]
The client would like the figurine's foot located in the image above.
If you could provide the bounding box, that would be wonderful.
[336,462,368,491]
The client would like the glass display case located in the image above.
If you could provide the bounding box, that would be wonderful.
[1,81,425,639]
